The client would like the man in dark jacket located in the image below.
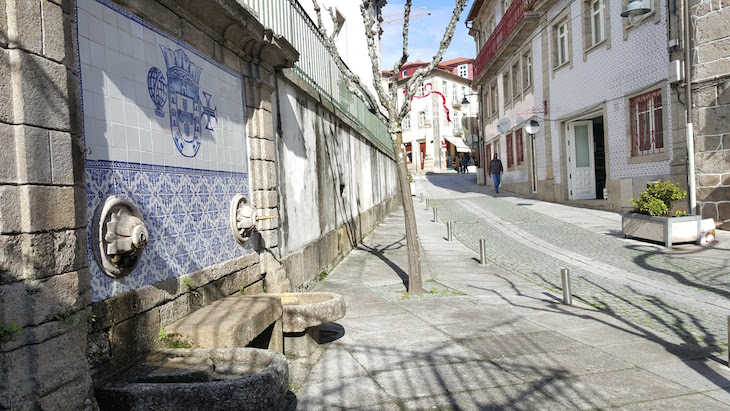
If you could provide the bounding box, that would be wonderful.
[488,153,503,193]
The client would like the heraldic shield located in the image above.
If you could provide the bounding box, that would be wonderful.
[160,46,203,157]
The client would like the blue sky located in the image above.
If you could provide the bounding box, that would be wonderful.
[380,1,476,70]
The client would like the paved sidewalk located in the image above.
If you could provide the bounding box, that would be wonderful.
[292,173,730,410]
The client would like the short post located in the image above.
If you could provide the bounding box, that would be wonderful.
[561,268,572,305]
[420,192,424,203]
[425,199,429,210]
[446,221,453,241]
[479,239,487,265]
[433,207,438,222]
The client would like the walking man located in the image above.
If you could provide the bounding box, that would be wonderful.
[488,153,503,193]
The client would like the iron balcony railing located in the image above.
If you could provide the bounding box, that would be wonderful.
[474,0,534,79]
[240,0,394,156]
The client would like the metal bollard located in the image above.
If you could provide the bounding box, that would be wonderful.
[433,208,438,222]
[447,221,453,241]
[479,239,487,265]
[425,199,429,210]
[420,192,424,203]
[561,268,572,305]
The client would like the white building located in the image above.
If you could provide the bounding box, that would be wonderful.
[383,59,479,173]
[468,0,677,211]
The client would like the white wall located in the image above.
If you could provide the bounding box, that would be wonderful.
[276,79,398,256]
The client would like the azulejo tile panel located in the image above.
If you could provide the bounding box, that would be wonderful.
[86,161,251,301]
[77,0,253,301]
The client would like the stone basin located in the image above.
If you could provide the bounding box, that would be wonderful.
[272,292,346,358]
[277,292,346,333]
[95,348,289,411]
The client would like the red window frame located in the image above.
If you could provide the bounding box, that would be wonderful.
[630,89,664,156]
[515,129,524,165]
[506,132,514,168]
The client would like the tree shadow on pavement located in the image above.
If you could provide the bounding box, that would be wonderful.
[357,236,410,290]
[627,243,730,300]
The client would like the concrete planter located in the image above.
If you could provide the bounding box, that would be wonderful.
[622,213,701,247]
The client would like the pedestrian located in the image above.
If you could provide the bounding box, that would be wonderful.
[488,153,503,193]
[454,157,461,173]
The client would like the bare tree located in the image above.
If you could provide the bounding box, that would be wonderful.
[313,0,468,294]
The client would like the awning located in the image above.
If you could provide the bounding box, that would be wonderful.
[443,135,471,153]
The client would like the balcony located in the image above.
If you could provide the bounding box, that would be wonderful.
[473,0,542,85]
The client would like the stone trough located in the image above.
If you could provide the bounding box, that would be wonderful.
[274,292,346,358]
[95,348,289,411]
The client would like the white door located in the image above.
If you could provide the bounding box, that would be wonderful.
[567,121,595,200]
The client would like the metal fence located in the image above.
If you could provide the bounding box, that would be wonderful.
[240,0,394,156]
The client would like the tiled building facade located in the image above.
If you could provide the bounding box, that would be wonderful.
[382,59,478,173]
[466,0,715,215]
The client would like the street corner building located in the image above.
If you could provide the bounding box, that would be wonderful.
[0,0,397,409]
[465,0,730,229]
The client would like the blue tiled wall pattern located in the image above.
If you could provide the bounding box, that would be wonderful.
[86,161,250,301]
[78,0,253,301]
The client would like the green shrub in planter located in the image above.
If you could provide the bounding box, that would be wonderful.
[631,180,686,217]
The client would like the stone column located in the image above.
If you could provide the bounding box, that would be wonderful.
[0,0,95,409]
[691,1,730,230]
[246,67,290,292]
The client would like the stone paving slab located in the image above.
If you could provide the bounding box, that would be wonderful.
[535,368,694,410]
[399,384,572,411]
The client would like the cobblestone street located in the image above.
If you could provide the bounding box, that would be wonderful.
[421,173,730,354]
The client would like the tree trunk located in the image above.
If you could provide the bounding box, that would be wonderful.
[393,132,424,294]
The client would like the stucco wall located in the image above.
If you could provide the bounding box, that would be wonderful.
[276,76,399,289]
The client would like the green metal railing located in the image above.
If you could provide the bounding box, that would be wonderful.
[240,0,394,156]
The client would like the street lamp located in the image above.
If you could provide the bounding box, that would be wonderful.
[620,0,651,26]
[620,0,696,214]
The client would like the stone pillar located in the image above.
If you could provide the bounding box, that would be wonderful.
[690,1,730,230]
[246,68,290,292]
[0,0,95,409]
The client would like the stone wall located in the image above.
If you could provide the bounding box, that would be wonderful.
[0,0,96,409]
[691,0,730,230]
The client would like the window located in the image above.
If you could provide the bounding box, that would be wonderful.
[590,0,606,46]
[629,88,664,156]
[452,84,457,101]
[402,70,407,78]
[556,19,569,66]
[418,108,430,127]
[502,71,511,105]
[418,82,425,96]
[506,132,514,167]
[458,64,468,78]
[515,128,524,165]
[442,80,448,98]
[490,82,499,115]
[461,86,466,102]
[522,51,532,89]
[402,115,411,129]
[511,61,521,100]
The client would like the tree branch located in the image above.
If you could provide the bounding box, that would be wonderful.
[399,0,467,121]
[360,0,394,111]
[312,0,381,115]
